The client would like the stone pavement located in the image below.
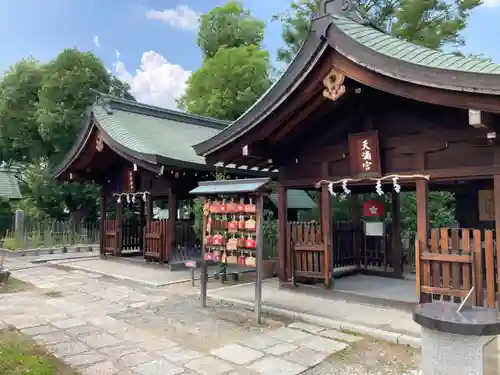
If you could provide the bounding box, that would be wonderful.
[208,279,422,337]
[207,279,500,357]
[0,263,363,375]
[47,258,216,287]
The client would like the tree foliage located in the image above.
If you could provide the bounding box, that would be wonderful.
[178,1,272,121]
[197,1,266,60]
[0,49,133,224]
[178,45,271,120]
[274,0,481,64]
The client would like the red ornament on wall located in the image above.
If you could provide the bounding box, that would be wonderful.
[363,200,385,217]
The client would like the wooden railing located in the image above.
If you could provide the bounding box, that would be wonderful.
[416,228,498,309]
[288,222,327,285]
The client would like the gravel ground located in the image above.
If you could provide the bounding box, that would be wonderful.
[301,337,421,375]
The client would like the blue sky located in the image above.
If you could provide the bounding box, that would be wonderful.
[0,0,499,108]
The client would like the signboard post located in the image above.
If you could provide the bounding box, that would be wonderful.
[185,260,197,287]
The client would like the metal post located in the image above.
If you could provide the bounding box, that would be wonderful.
[191,267,195,287]
[255,194,264,324]
[200,261,207,307]
[200,196,208,308]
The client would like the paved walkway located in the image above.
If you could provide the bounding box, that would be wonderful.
[0,264,365,375]
[47,258,229,287]
[208,279,422,338]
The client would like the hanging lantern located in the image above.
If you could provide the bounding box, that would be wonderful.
[363,199,385,217]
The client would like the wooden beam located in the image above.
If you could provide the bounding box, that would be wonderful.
[277,185,288,283]
[321,183,333,288]
[271,89,327,141]
[99,189,106,258]
[391,191,403,278]
[166,188,177,263]
[415,179,429,303]
[469,110,500,129]
[333,53,500,114]
[282,165,500,188]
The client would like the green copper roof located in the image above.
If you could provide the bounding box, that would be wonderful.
[0,168,21,200]
[92,96,229,166]
[332,16,500,74]
[269,189,316,210]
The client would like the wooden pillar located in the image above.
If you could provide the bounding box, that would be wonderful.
[321,184,333,288]
[116,197,124,256]
[138,199,145,251]
[167,188,177,262]
[350,194,361,268]
[99,188,106,258]
[416,179,429,302]
[277,185,288,283]
[494,175,500,308]
[145,194,153,223]
[391,191,403,278]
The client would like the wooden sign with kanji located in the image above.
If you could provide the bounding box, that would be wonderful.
[348,131,382,177]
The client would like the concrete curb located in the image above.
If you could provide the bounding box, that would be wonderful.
[207,293,421,349]
[53,263,194,287]
[2,244,98,258]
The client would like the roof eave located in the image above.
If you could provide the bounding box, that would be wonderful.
[52,109,94,179]
[315,16,500,96]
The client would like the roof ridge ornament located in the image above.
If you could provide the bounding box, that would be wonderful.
[323,68,346,101]
[322,0,371,25]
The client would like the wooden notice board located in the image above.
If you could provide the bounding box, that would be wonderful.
[478,189,494,221]
[348,131,382,178]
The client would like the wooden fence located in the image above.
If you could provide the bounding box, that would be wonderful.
[416,228,498,309]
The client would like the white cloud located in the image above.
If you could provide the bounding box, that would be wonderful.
[145,5,200,31]
[93,35,100,47]
[112,50,191,109]
[483,0,500,6]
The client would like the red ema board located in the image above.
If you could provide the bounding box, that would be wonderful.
[363,200,385,217]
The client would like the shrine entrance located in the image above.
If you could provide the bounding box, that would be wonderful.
[329,193,401,280]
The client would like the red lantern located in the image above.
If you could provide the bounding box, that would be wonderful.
[363,200,385,217]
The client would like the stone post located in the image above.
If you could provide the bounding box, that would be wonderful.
[413,302,500,374]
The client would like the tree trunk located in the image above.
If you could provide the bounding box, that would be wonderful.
[69,210,84,233]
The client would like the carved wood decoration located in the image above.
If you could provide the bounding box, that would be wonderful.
[96,132,105,152]
[322,68,346,101]
[348,131,382,177]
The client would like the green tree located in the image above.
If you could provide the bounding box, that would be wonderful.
[178,46,271,120]
[197,1,266,60]
[275,0,481,64]
[0,49,133,224]
[274,0,321,64]
[0,58,45,163]
[178,1,272,121]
